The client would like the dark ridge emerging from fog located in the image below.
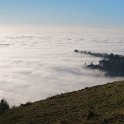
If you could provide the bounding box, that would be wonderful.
[74,49,124,77]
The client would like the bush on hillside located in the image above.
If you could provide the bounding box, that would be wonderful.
[0,99,9,112]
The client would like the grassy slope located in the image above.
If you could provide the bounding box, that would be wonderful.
[0,81,124,124]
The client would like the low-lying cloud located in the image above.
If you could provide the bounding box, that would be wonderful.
[0,26,124,106]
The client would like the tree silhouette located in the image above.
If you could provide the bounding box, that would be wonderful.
[0,99,9,112]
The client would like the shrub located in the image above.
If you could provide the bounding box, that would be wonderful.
[0,99,9,112]
[21,102,32,107]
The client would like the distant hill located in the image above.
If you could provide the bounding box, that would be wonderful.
[0,81,124,124]
[74,50,124,76]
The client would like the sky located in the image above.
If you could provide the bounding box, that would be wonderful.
[0,0,124,27]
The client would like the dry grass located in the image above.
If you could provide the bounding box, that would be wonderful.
[0,81,124,124]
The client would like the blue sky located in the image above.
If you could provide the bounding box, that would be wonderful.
[0,0,124,27]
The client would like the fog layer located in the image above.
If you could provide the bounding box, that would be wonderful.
[0,26,124,105]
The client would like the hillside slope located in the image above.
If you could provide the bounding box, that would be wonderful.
[0,81,124,124]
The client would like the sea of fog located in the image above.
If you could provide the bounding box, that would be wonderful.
[0,26,124,105]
